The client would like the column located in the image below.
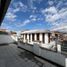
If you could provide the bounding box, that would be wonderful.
[29,34,30,42]
[24,34,26,43]
[27,34,29,43]
[39,33,43,43]
[45,33,49,44]
[22,34,24,42]
[30,34,32,42]
[65,58,67,67]
[34,33,37,41]
[57,44,61,53]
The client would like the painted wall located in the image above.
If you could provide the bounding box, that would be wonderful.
[0,34,16,44]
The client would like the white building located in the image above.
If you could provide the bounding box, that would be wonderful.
[19,29,61,49]
[20,30,50,43]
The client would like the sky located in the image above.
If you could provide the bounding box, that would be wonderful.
[1,0,67,31]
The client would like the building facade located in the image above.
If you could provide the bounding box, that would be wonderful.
[20,30,62,45]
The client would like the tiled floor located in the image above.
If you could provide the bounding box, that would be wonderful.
[0,44,57,67]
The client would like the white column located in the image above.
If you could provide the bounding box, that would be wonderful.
[34,33,37,41]
[27,34,29,43]
[30,34,32,42]
[39,33,43,43]
[45,33,49,44]
[57,44,61,53]
[65,58,67,67]
[24,34,26,43]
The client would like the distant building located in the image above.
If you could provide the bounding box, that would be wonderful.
[10,31,18,41]
[0,29,6,31]
[19,29,67,49]
[20,30,63,45]
[10,31,17,35]
[0,29,10,34]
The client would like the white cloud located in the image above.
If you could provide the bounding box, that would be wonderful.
[18,14,42,27]
[29,15,37,18]
[56,1,63,9]
[31,18,37,21]
[42,6,58,14]
[21,19,31,26]
[42,6,67,22]
[28,0,34,9]
[52,23,67,31]
[29,14,44,22]
[13,1,28,12]
[29,15,37,21]
[19,2,24,7]
[5,1,28,22]
[1,23,13,31]
[13,8,20,13]
[43,0,67,24]
[41,3,67,31]
[5,12,17,21]
[48,0,54,5]
[10,19,31,28]
[41,6,58,23]
[28,0,37,10]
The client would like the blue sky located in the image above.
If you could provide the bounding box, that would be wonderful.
[1,0,67,31]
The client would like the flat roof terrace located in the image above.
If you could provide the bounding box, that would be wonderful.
[0,44,60,67]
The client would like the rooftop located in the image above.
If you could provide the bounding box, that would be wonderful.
[21,29,50,34]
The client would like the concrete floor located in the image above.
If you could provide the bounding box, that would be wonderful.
[0,44,58,67]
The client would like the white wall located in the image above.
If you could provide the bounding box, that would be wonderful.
[11,35,18,41]
[0,35,15,44]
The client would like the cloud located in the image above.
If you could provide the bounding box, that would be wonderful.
[29,15,37,21]
[28,0,34,9]
[5,1,28,22]
[19,1,24,7]
[5,12,17,21]
[42,6,57,15]
[29,15,37,19]
[42,6,67,22]
[13,1,28,12]
[48,0,54,5]
[13,8,20,13]
[65,2,67,6]
[1,23,14,31]
[52,23,67,31]
[3,0,67,31]
[21,17,38,27]
[28,0,37,10]
[31,18,37,21]
[41,1,67,30]
[21,19,31,26]
[29,14,44,22]
[56,1,63,9]
[17,14,43,27]
[41,6,58,23]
